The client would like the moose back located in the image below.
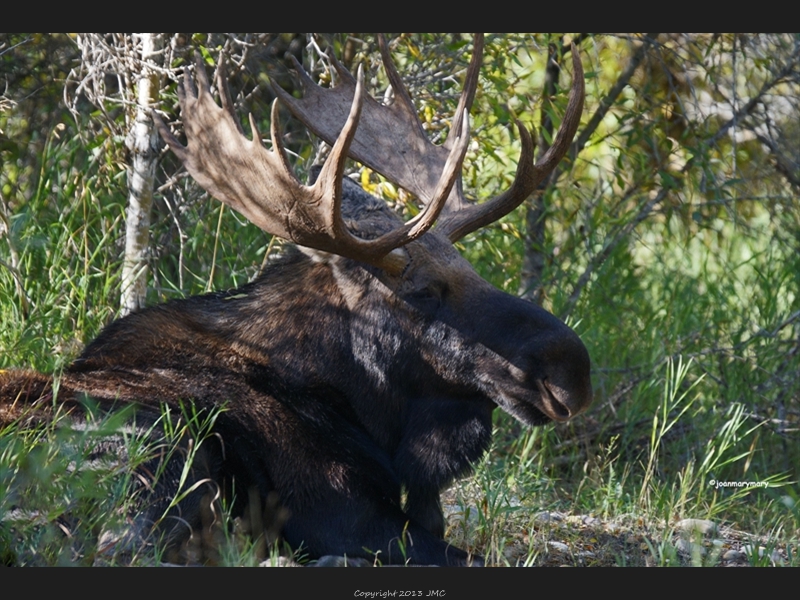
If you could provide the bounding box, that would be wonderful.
[0,35,590,566]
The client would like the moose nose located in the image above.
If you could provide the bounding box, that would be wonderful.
[526,321,593,422]
[536,376,592,422]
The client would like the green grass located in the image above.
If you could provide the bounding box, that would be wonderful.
[443,354,798,567]
[1,398,145,566]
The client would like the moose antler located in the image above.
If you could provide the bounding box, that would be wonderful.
[274,34,585,242]
[154,53,470,272]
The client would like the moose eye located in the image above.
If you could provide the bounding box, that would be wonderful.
[405,285,446,316]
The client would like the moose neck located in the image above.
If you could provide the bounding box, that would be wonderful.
[219,250,491,449]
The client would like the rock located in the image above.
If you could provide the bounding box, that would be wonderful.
[259,555,300,567]
[306,555,373,567]
[674,518,717,536]
[534,511,564,524]
[444,504,479,528]
[675,538,706,556]
[722,549,746,562]
[547,541,569,553]
[740,545,784,565]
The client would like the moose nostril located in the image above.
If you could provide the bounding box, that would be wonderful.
[536,379,572,421]
[551,398,572,420]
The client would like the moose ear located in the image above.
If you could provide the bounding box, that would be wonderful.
[297,245,336,264]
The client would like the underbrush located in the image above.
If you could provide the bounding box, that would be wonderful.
[445,356,799,567]
[0,396,289,566]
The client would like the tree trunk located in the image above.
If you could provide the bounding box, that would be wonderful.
[519,42,560,305]
[121,33,163,315]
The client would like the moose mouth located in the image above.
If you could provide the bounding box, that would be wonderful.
[486,367,588,427]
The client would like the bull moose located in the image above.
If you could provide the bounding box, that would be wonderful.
[0,34,589,566]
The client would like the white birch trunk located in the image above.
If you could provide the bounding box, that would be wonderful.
[120,33,163,315]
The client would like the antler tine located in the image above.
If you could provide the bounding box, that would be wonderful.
[437,43,585,242]
[530,47,585,179]
[153,57,206,165]
[192,52,209,98]
[153,110,187,165]
[157,56,202,160]
[326,48,357,84]
[316,64,365,241]
[215,53,245,136]
[265,102,299,185]
[377,34,426,137]
[446,33,483,149]
[289,54,326,90]
[288,47,356,89]
[406,111,470,231]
